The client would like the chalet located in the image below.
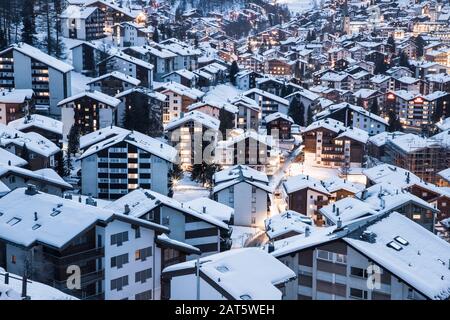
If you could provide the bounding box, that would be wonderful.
[0,89,34,125]
[8,115,63,147]
[87,71,141,96]
[212,165,272,228]
[58,90,121,137]
[264,112,294,140]
[243,88,289,118]
[60,5,105,41]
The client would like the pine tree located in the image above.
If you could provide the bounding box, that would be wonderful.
[67,124,80,155]
[152,28,159,43]
[288,95,305,126]
[415,35,426,58]
[356,96,364,108]
[387,35,396,54]
[229,61,239,85]
[63,151,73,177]
[191,161,221,188]
[168,164,183,197]
[398,50,411,69]
[21,143,30,168]
[306,106,314,126]
[21,0,36,45]
[370,98,379,115]
[218,108,234,139]
[432,99,444,122]
[388,110,402,132]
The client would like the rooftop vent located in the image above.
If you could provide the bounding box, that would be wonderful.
[124,204,130,215]
[216,266,229,273]
[361,231,377,243]
[25,184,38,196]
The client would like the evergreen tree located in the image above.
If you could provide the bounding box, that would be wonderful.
[191,161,221,188]
[306,106,314,126]
[63,151,73,177]
[167,164,183,197]
[122,92,162,136]
[218,108,234,139]
[229,61,239,85]
[21,0,36,45]
[415,35,426,58]
[374,54,388,74]
[21,143,30,168]
[356,96,364,108]
[288,95,304,126]
[387,35,396,54]
[152,27,159,43]
[388,110,402,132]
[67,124,80,155]
[432,98,445,122]
[370,98,379,115]
[398,50,411,69]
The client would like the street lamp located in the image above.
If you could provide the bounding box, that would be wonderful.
[195,258,211,300]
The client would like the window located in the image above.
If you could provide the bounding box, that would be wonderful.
[11,255,16,264]
[251,216,256,224]
[350,288,368,300]
[350,267,368,278]
[111,276,129,291]
[412,214,421,220]
[394,236,409,246]
[135,247,152,261]
[135,290,152,300]
[9,176,15,183]
[111,231,129,246]
[387,241,403,251]
[111,253,129,269]
[7,217,21,226]
[162,216,170,225]
[135,226,141,239]
[135,268,152,283]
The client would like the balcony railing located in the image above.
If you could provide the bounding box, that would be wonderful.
[43,247,104,266]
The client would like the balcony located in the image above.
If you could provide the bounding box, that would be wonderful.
[43,247,104,266]
[52,269,105,292]
[315,199,329,207]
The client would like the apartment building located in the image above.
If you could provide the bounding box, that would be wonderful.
[8,114,63,147]
[0,43,72,115]
[105,188,231,257]
[228,95,261,131]
[113,22,153,47]
[79,128,177,199]
[60,5,105,41]
[302,119,369,169]
[0,186,170,300]
[0,89,34,125]
[212,165,272,228]
[243,88,289,118]
[272,211,450,300]
[166,111,219,169]
[58,90,121,138]
[87,71,141,96]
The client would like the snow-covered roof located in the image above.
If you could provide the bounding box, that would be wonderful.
[79,129,177,163]
[283,174,330,195]
[213,165,272,194]
[370,74,391,84]
[85,0,139,18]
[317,102,388,125]
[265,210,313,240]
[60,5,97,19]
[264,112,294,124]
[58,90,121,108]
[184,197,234,223]
[106,51,154,70]
[243,88,289,106]
[368,131,406,147]
[320,197,377,225]
[155,82,204,100]
[188,100,239,115]
[156,234,201,255]
[115,86,166,102]
[1,43,73,73]
[0,187,167,249]
[0,268,77,300]
[105,188,228,230]
[0,148,27,167]
[323,176,364,194]
[0,124,60,157]
[162,69,197,81]
[386,132,444,153]
[336,126,369,144]
[165,111,219,131]
[436,117,450,132]
[344,212,450,300]
[8,115,63,136]
[163,248,296,300]
[79,126,130,150]
[0,89,33,104]
[438,168,450,183]
[86,71,141,86]
[0,164,72,189]
[397,76,420,85]
[352,88,379,99]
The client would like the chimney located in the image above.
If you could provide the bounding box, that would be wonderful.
[21,275,27,299]
[332,203,336,212]
[202,206,206,213]
[336,207,340,216]
[305,226,311,237]
[268,241,275,253]
[25,184,38,196]
[124,204,130,215]
[4,273,9,284]
[306,175,309,180]
[34,212,38,221]
[337,217,342,228]
[7,160,11,166]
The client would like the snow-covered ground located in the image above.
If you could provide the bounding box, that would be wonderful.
[277,0,316,14]
[172,173,211,202]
